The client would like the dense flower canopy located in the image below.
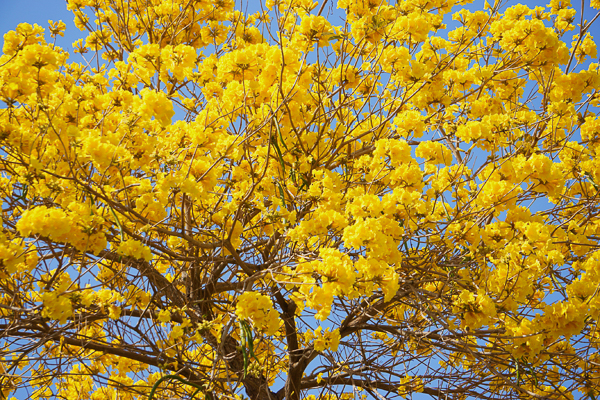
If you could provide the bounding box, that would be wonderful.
[1,0,600,399]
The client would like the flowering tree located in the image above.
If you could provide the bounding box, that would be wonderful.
[1,0,600,398]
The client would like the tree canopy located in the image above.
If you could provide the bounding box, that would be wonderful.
[1,0,600,399]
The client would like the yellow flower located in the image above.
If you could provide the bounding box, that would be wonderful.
[135,88,175,127]
[108,305,121,320]
[304,327,341,352]
[115,239,153,261]
[298,15,333,48]
[157,310,171,323]
[236,292,280,335]
[398,375,424,398]
[41,291,73,324]
[416,141,453,165]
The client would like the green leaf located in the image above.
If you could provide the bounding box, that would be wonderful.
[107,203,125,242]
[271,134,286,176]
[18,184,28,202]
[276,181,287,207]
[242,321,256,359]
[273,120,289,150]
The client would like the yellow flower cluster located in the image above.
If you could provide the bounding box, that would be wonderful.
[398,375,424,398]
[415,141,452,165]
[135,88,176,127]
[80,288,124,320]
[453,289,497,330]
[115,239,153,262]
[16,203,107,254]
[235,292,280,335]
[298,15,333,49]
[489,4,569,70]
[40,290,73,324]
[39,272,74,324]
[290,246,400,321]
[304,327,340,352]
[0,233,27,275]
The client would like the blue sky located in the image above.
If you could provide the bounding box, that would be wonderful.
[0,0,76,44]
[2,0,598,51]
[2,0,598,73]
